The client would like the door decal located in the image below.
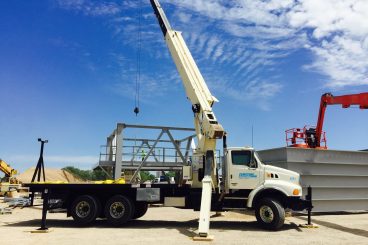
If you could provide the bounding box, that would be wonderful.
[239,173,257,179]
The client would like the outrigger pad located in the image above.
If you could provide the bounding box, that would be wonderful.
[299,224,319,228]
[192,235,214,241]
[30,228,53,233]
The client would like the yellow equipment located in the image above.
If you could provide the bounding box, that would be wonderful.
[0,159,17,177]
[0,159,21,196]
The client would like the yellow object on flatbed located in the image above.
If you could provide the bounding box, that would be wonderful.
[29,178,125,185]
[94,178,126,184]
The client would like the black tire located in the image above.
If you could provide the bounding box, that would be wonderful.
[255,198,285,230]
[132,202,148,219]
[71,195,100,226]
[104,195,134,226]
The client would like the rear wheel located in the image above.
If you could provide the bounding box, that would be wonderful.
[104,195,134,226]
[255,198,285,230]
[71,195,100,226]
[132,202,148,219]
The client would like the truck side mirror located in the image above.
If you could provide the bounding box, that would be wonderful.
[249,152,257,168]
[250,161,257,169]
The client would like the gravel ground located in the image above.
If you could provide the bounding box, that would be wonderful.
[1,201,367,245]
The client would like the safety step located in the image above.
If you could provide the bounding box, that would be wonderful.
[224,197,248,200]
[222,207,247,210]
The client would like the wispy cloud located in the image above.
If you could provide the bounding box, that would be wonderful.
[204,70,283,111]
[111,71,181,105]
[305,36,368,88]
[287,0,368,87]
[55,0,285,110]
[56,0,368,110]
[162,0,368,89]
[107,51,180,104]
[57,0,121,16]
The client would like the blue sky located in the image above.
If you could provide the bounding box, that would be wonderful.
[1,0,368,173]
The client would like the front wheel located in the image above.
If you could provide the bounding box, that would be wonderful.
[255,198,285,230]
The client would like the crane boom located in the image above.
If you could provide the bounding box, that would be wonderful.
[150,0,224,237]
[315,92,368,147]
[150,0,224,147]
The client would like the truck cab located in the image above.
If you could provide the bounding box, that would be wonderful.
[225,147,263,190]
[225,147,302,197]
[219,147,308,229]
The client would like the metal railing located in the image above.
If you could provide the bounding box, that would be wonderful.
[96,123,224,179]
[99,145,222,166]
[99,145,193,164]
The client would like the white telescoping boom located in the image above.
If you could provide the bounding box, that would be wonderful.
[150,0,224,237]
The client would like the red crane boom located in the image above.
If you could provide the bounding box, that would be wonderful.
[286,92,368,149]
[314,92,368,147]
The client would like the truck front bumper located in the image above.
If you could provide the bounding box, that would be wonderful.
[287,196,313,211]
[287,186,313,211]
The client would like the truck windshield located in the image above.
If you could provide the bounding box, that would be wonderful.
[231,151,251,166]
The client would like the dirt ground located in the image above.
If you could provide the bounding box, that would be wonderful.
[1,200,367,245]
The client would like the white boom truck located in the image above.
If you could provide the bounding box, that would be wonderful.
[24,0,312,236]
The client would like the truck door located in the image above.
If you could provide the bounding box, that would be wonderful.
[227,150,260,190]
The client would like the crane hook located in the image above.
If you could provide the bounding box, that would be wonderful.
[134,107,140,116]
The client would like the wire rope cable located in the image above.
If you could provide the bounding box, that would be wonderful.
[134,0,143,116]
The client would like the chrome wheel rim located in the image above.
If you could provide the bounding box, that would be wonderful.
[110,202,125,219]
[76,201,91,218]
[260,205,274,223]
